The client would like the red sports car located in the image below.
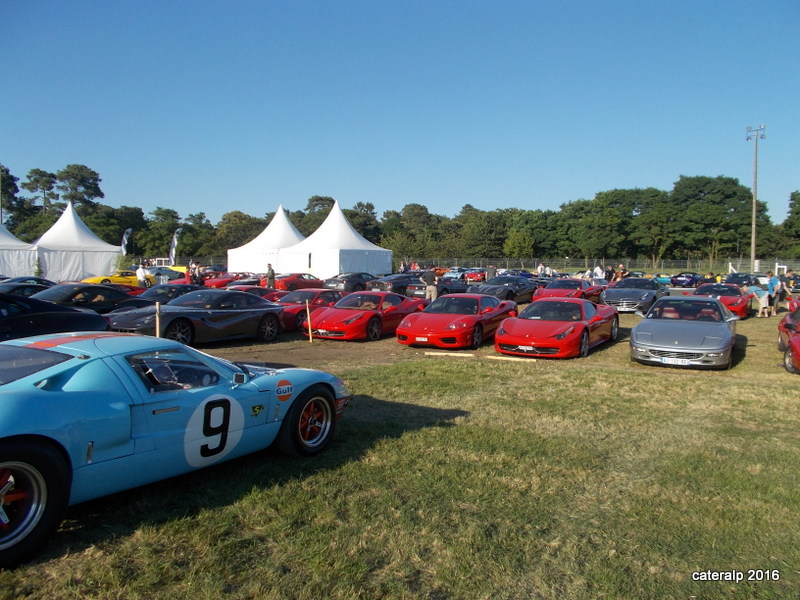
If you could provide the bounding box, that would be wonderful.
[227,285,288,302]
[784,332,800,374]
[494,298,619,358]
[396,294,517,349]
[777,299,800,353]
[307,292,427,341]
[688,283,754,319]
[268,273,324,291]
[204,273,251,288]
[276,288,350,331]
[464,268,487,283]
[532,278,604,303]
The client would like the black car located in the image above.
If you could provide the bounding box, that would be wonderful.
[366,272,424,295]
[107,283,206,312]
[467,276,539,302]
[724,273,759,287]
[30,283,145,314]
[0,283,50,297]
[600,277,668,313]
[467,275,540,302]
[405,277,470,299]
[1,276,58,288]
[323,272,377,292]
[0,292,109,341]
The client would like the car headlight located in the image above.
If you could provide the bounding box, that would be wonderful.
[342,313,363,325]
[446,320,469,330]
[399,317,412,328]
[555,326,574,340]
[639,293,651,301]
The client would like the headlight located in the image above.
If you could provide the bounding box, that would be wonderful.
[555,326,574,340]
[343,313,363,325]
[399,317,412,328]
[639,293,650,301]
[446,321,469,331]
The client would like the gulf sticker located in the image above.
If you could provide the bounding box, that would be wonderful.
[276,379,293,402]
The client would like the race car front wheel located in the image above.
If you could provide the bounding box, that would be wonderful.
[0,440,71,568]
[276,385,336,457]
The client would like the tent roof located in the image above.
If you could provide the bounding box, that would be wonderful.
[35,202,121,251]
[231,204,305,251]
[282,201,386,252]
[0,224,35,249]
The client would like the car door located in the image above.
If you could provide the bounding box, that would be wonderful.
[478,296,506,335]
[582,302,607,345]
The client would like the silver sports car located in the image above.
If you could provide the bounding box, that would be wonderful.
[629,296,738,369]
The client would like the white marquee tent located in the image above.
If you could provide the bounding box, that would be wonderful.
[0,225,37,277]
[276,201,392,279]
[227,205,305,272]
[35,202,122,281]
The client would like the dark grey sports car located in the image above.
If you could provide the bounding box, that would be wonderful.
[600,277,668,313]
[467,276,538,302]
[108,289,283,345]
[629,296,738,369]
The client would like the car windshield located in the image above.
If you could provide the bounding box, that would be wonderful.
[519,302,582,321]
[615,278,655,289]
[30,285,81,301]
[425,297,479,315]
[485,276,516,285]
[335,293,384,310]
[647,300,722,321]
[696,285,739,297]
[0,346,72,384]
[546,280,580,290]
[170,290,224,308]
[279,290,317,304]
[140,286,179,301]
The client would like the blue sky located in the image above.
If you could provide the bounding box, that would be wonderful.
[3,1,798,226]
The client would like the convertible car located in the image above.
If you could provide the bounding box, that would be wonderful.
[0,292,109,341]
[467,275,539,302]
[0,331,350,567]
[629,296,738,369]
[494,298,619,358]
[307,292,427,340]
[532,278,604,303]
[396,294,516,349]
[691,283,754,319]
[600,277,668,313]
[82,270,157,288]
[108,289,283,345]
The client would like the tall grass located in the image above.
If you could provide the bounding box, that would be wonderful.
[1,314,798,599]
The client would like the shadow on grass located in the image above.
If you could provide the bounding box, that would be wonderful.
[38,395,467,564]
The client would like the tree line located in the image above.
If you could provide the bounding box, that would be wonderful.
[2,163,799,265]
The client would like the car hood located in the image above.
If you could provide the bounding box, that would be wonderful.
[402,312,473,332]
[311,307,371,326]
[603,288,653,300]
[537,289,580,298]
[469,284,512,294]
[631,320,732,348]
[500,318,575,338]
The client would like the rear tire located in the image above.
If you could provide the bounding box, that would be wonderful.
[610,316,619,342]
[0,440,70,569]
[276,385,336,457]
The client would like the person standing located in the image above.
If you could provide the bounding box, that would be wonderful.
[486,264,497,280]
[136,264,148,287]
[266,263,276,288]
[766,270,781,317]
[420,267,438,301]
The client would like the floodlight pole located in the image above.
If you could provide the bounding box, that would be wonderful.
[746,125,766,273]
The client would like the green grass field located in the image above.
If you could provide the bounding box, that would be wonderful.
[1,312,798,599]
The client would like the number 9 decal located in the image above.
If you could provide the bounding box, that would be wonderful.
[184,395,244,467]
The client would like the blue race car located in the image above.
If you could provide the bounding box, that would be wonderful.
[0,332,350,567]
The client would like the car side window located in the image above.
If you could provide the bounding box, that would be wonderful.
[583,303,596,320]
[127,349,220,394]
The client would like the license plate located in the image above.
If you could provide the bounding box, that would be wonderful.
[519,345,533,351]
[371,287,381,291]
[661,357,690,365]
[415,336,429,342]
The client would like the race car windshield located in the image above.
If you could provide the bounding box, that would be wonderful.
[335,293,383,310]
[280,290,317,304]
[426,297,478,315]
[0,346,72,385]
[615,279,654,289]
[519,302,581,321]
